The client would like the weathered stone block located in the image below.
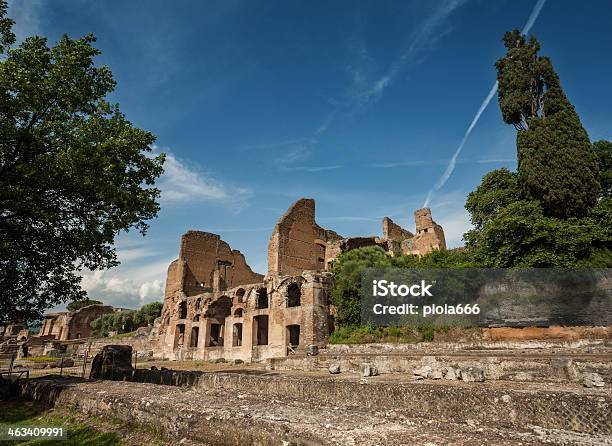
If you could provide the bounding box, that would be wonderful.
[461,367,485,382]
[361,364,378,377]
[89,345,133,381]
[583,372,604,388]
[329,364,341,374]
[413,365,432,378]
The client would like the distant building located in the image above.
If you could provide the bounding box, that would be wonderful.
[38,304,115,340]
[0,323,28,340]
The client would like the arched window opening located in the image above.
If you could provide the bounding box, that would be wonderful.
[287,283,301,307]
[234,308,243,318]
[253,315,268,345]
[286,324,300,348]
[190,327,199,348]
[235,288,246,303]
[174,324,185,348]
[209,323,223,347]
[232,323,243,347]
[178,301,187,319]
[256,288,268,309]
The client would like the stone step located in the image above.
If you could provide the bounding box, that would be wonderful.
[17,373,612,444]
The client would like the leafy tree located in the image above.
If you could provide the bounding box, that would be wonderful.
[0,0,14,53]
[66,299,103,312]
[593,140,612,198]
[90,313,114,337]
[468,201,611,267]
[496,30,599,218]
[331,247,392,326]
[463,31,611,268]
[330,247,473,327]
[90,301,162,336]
[465,168,519,231]
[0,3,165,322]
[133,301,163,326]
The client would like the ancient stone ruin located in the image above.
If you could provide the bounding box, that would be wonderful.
[156,198,446,361]
[38,304,115,341]
[89,344,134,380]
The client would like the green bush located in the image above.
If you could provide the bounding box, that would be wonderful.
[420,326,435,342]
[90,302,161,337]
[330,246,473,328]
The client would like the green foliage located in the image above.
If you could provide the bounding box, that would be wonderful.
[66,299,103,312]
[593,140,612,198]
[0,1,14,53]
[0,7,165,322]
[90,311,133,337]
[496,29,599,218]
[329,325,382,344]
[420,326,435,342]
[331,247,392,326]
[464,31,611,268]
[0,401,123,445]
[133,301,163,326]
[90,302,162,337]
[466,200,611,267]
[328,324,452,344]
[465,168,519,231]
[330,246,473,327]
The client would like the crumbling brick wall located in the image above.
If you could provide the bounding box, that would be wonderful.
[382,217,414,241]
[38,305,114,340]
[267,199,342,276]
[66,305,114,340]
[164,259,187,297]
[178,231,263,296]
[410,208,446,255]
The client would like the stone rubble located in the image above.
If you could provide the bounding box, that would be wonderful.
[329,364,341,374]
[460,367,485,382]
[583,372,605,388]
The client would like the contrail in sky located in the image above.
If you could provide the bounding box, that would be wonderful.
[423,0,547,207]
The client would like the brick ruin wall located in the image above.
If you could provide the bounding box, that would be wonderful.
[38,305,115,340]
[267,198,342,276]
[382,217,414,241]
[178,231,263,296]
[409,207,447,254]
[319,207,447,263]
[157,270,335,362]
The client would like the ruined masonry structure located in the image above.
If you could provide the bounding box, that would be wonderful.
[157,198,446,361]
[38,304,115,340]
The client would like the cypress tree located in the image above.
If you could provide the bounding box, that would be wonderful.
[496,30,600,218]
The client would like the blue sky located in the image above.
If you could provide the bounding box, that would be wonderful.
[8,0,612,309]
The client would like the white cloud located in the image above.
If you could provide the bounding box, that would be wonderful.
[138,280,163,306]
[115,247,159,263]
[155,150,252,209]
[79,259,169,309]
[239,137,310,151]
[273,143,316,171]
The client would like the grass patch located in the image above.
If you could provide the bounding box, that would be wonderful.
[106,331,136,340]
[329,325,456,344]
[20,357,61,362]
[0,401,123,445]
